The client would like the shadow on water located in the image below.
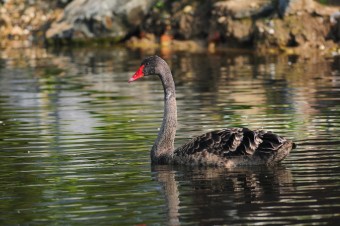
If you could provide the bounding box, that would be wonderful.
[153,164,295,225]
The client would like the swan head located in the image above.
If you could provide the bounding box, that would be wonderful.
[128,56,166,83]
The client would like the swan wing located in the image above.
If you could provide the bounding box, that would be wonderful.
[174,128,289,159]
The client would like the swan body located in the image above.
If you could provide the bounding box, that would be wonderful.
[129,56,295,167]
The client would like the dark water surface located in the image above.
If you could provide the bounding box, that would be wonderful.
[0,47,339,225]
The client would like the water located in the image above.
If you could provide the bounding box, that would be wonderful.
[0,47,339,225]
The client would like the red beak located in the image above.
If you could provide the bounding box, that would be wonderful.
[128,65,145,83]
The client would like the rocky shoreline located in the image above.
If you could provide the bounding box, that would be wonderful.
[1,0,339,55]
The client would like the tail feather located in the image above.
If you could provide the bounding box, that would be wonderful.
[264,140,295,165]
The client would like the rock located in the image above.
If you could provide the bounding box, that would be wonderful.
[1,0,338,54]
[142,0,211,40]
[126,32,158,49]
[210,0,274,47]
[0,0,59,47]
[213,0,274,19]
[208,0,340,53]
[278,0,315,17]
[46,0,157,41]
[329,12,340,42]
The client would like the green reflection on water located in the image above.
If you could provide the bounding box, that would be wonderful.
[0,47,339,225]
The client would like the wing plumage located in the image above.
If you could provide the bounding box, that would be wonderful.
[174,128,294,166]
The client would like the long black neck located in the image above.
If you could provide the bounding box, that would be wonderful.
[151,60,177,163]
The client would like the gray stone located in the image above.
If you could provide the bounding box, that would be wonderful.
[213,0,274,19]
[46,0,157,40]
[278,0,316,17]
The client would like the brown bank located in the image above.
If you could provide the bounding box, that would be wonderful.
[1,0,339,55]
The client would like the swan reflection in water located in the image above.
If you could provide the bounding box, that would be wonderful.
[152,165,294,225]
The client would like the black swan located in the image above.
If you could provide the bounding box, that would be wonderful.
[129,56,296,167]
